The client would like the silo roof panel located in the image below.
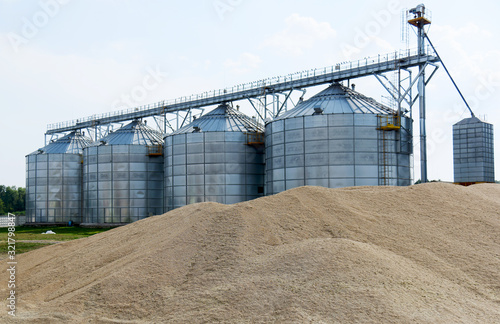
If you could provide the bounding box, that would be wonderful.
[91,120,163,146]
[170,103,264,135]
[454,116,492,126]
[29,131,92,155]
[274,83,395,120]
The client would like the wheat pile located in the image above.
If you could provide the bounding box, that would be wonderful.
[1,183,500,323]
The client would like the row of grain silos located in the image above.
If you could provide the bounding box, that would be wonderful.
[26,120,164,224]
[26,83,415,225]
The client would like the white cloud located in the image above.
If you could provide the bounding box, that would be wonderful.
[261,14,337,56]
[0,34,170,122]
[224,52,262,74]
[431,23,497,78]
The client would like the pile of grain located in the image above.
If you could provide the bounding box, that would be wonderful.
[2,183,500,323]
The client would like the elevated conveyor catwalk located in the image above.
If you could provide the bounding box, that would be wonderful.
[46,48,438,135]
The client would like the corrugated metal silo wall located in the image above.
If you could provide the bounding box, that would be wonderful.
[265,114,412,194]
[453,120,494,183]
[164,131,265,211]
[25,153,83,223]
[83,145,164,223]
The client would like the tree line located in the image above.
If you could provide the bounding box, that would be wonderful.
[0,186,26,215]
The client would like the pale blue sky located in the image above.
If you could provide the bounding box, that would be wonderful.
[1,0,499,187]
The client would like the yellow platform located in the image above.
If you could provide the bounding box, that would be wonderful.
[246,132,265,146]
[378,124,401,131]
[146,145,163,156]
[408,16,431,27]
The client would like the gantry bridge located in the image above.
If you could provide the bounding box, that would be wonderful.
[46,47,438,136]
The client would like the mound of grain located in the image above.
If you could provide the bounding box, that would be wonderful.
[2,183,500,323]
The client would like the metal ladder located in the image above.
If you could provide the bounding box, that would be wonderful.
[377,115,401,186]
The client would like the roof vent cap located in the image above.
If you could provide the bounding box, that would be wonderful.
[313,107,323,115]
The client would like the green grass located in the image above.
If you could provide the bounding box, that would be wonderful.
[0,242,55,255]
[0,226,115,258]
[0,226,114,241]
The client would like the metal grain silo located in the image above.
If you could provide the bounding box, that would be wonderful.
[453,117,494,184]
[164,103,265,211]
[265,83,413,194]
[83,119,164,224]
[25,131,92,224]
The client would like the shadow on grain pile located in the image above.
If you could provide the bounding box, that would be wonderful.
[1,183,500,323]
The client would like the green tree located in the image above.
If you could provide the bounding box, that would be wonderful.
[0,185,26,213]
[15,187,26,212]
[0,198,5,215]
[4,186,16,213]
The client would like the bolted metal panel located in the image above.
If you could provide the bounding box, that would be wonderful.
[83,120,164,224]
[265,83,413,194]
[453,117,495,183]
[305,178,329,187]
[285,155,303,168]
[305,166,329,179]
[164,103,265,211]
[286,179,305,190]
[355,178,379,186]
[355,165,379,178]
[329,165,355,178]
[26,131,92,224]
[285,118,303,130]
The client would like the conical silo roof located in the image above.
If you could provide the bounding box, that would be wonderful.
[94,119,163,146]
[274,83,395,120]
[171,103,263,135]
[454,116,490,126]
[29,131,92,155]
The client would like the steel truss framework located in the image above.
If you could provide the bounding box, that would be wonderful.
[46,48,439,142]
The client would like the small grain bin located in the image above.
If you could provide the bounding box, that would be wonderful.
[83,119,164,224]
[164,103,265,211]
[453,117,494,184]
[265,83,413,194]
[25,131,92,224]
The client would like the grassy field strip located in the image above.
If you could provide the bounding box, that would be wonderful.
[0,226,113,259]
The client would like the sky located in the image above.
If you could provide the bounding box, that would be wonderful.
[0,0,499,187]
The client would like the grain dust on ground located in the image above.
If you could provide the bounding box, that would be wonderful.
[1,183,500,323]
